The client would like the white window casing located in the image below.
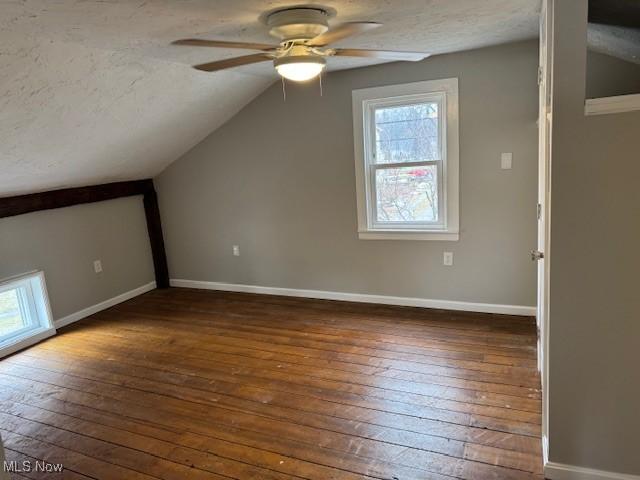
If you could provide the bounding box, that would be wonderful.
[0,271,55,359]
[352,78,460,241]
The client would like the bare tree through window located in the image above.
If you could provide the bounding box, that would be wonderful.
[373,102,440,223]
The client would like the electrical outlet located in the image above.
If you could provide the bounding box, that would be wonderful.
[93,259,103,273]
[501,152,513,170]
[443,252,454,266]
[232,245,240,256]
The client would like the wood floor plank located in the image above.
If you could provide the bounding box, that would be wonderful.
[106,306,538,361]
[0,364,539,479]
[0,404,305,480]
[5,348,542,425]
[144,289,536,334]
[3,448,93,480]
[1,429,155,480]
[62,319,540,412]
[0,288,542,479]
[0,376,456,480]
[0,366,539,457]
[6,347,543,457]
[0,392,375,480]
[76,312,539,377]
[56,327,541,397]
[29,335,543,438]
[117,299,538,349]
[33,331,540,404]
[66,325,540,389]
[147,291,538,350]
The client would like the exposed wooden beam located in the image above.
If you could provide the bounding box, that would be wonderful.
[142,187,169,289]
[0,180,152,218]
[0,180,170,288]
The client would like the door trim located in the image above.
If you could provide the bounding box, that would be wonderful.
[538,0,554,467]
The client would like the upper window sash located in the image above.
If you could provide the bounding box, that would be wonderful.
[364,92,446,167]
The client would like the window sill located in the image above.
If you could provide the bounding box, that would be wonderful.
[0,326,55,359]
[358,231,459,241]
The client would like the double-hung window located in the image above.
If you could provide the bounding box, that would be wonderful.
[352,78,459,240]
[0,271,54,358]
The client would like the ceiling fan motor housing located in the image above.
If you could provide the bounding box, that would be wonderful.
[266,7,329,41]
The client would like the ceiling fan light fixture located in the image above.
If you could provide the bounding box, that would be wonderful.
[274,56,326,82]
[175,9,429,80]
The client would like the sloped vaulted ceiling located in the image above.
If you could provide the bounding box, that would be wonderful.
[588,0,640,64]
[0,0,541,196]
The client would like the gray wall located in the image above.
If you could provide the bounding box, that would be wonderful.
[549,1,640,474]
[586,50,640,99]
[0,197,155,320]
[156,40,540,307]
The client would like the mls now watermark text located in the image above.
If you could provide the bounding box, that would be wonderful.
[4,460,64,473]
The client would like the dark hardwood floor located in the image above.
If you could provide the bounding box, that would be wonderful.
[0,288,543,479]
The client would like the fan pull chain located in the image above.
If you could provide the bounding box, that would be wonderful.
[281,76,287,101]
[319,72,323,97]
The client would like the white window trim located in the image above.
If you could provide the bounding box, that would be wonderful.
[352,78,460,241]
[0,271,55,359]
[584,93,640,116]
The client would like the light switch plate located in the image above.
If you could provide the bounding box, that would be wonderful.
[93,260,103,273]
[443,252,454,266]
[501,152,513,170]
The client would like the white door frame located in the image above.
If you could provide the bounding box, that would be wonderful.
[538,0,553,464]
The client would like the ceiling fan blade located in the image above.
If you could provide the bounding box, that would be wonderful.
[193,53,273,72]
[307,22,381,47]
[334,48,430,62]
[173,39,277,51]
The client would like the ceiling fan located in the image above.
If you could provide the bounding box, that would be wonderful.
[172,6,430,82]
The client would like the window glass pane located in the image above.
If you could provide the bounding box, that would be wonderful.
[0,288,27,337]
[374,102,439,164]
[375,165,439,223]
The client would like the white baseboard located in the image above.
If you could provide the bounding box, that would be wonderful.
[543,435,549,466]
[54,281,156,329]
[170,279,536,316]
[545,462,640,480]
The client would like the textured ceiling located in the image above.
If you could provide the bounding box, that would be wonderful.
[588,0,640,64]
[0,0,541,196]
[588,24,640,64]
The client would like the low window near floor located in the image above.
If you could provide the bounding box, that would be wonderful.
[0,271,54,358]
